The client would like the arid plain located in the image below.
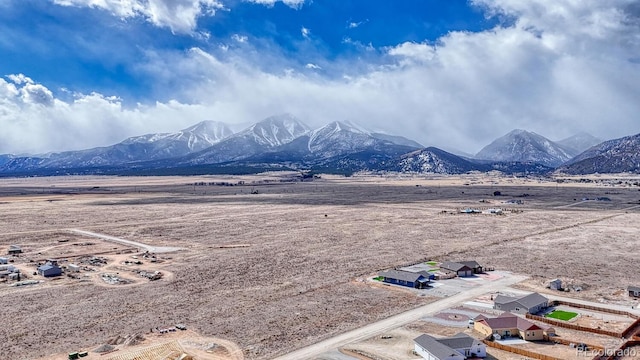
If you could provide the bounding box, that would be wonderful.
[0,173,639,359]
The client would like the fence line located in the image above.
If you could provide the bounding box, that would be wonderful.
[527,313,621,338]
[482,340,564,360]
[543,335,604,351]
[551,300,639,319]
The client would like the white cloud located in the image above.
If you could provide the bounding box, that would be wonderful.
[387,42,436,65]
[300,26,310,39]
[6,74,35,85]
[52,0,224,33]
[2,1,639,155]
[305,63,321,70]
[347,19,368,29]
[231,34,248,43]
[243,0,305,9]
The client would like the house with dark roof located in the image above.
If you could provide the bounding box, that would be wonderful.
[629,286,640,297]
[378,269,431,289]
[414,333,486,360]
[440,262,473,277]
[493,292,549,314]
[38,263,62,277]
[474,312,554,341]
[458,261,483,274]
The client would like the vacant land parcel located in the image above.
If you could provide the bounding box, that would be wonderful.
[0,174,639,359]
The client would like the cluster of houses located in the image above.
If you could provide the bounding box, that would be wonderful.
[412,292,553,360]
[377,260,484,289]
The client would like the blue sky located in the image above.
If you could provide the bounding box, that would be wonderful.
[0,0,639,154]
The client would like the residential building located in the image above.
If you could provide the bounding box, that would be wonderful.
[378,269,431,289]
[493,292,549,314]
[629,286,640,297]
[414,333,486,360]
[0,257,7,264]
[440,262,473,277]
[474,312,554,341]
[458,261,483,274]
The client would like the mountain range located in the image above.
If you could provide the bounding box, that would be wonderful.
[0,114,637,176]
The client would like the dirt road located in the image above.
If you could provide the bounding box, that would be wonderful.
[274,272,527,360]
[69,229,182,253]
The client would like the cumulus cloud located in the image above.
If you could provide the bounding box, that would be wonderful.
[2,0,639,155]
[6,74,35,85]
[52,0,224,33]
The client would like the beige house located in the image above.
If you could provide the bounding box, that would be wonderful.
[474,313,554,341]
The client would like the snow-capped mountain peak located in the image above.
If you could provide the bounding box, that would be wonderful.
[475,129,574,167]
[121,120,233,152]
[242,114,311,147]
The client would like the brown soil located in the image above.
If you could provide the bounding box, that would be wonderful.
[0,174,639,359]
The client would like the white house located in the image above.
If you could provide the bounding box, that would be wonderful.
[414,333,486,360]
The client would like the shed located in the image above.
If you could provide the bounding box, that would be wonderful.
[629,286,640,298]
[549,279,562,291]
[8,245,22,255]
[68,264,80,272]
[440,262,473,277]
[0,257,7,264]
[378,269,431,289]
[8,272,20,281]
[38,264,62,277]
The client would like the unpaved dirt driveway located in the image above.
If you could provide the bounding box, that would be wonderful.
[70,229,183,253]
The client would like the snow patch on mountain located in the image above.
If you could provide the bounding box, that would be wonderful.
[475,129,574,167]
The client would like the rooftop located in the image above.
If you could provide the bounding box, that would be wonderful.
[477,312,541,331]
[379,269,428,283]
[494,292,548,308]
[414,334,465,359]
[440,261,472,272]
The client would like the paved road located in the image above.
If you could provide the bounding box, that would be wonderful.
[274,273,527,360]
[70,229,182,253]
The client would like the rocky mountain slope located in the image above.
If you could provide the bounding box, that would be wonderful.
[557,133,640,174]
[475,129,574,167]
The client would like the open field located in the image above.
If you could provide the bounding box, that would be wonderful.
[0,173,639,359]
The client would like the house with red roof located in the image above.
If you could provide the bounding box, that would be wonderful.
[473,312,554,341]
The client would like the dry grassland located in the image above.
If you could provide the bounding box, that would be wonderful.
[0,174,639,359]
